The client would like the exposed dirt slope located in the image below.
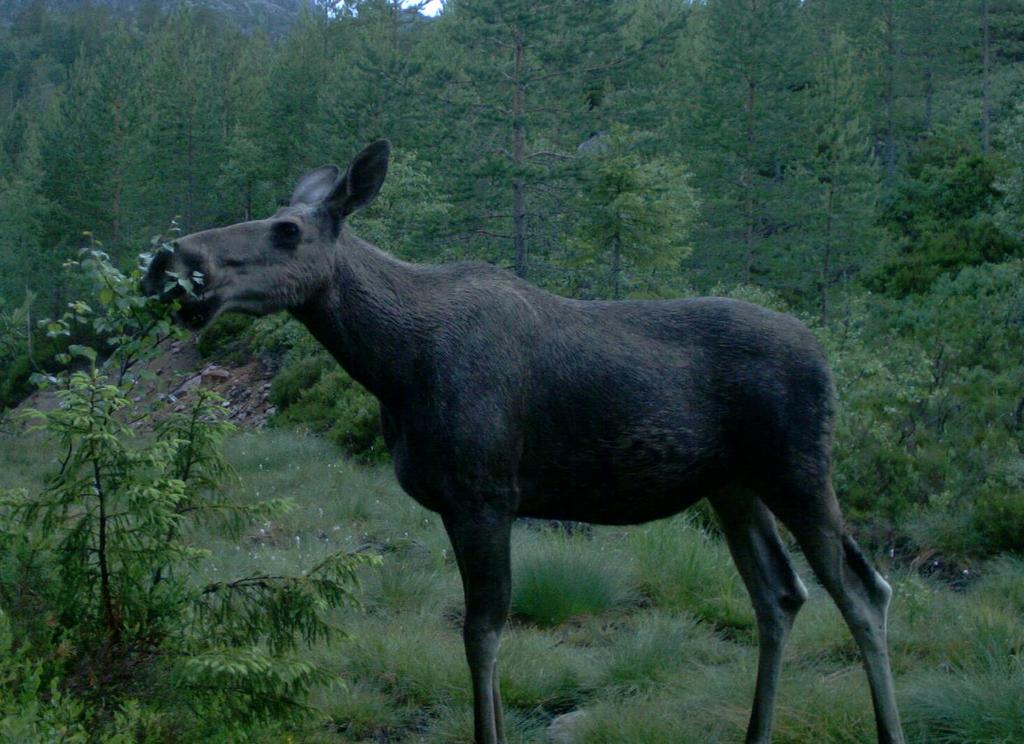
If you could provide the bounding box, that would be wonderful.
[13,334,277,431]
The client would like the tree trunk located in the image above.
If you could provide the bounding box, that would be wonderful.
[743,74,756,283]
[512,38,527,278]
[611,235,621,300]
[981,0,991,153]
[822,178,835,324]
[884,0,897,184]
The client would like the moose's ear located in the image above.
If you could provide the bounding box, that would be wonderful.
[325,140,390,218]
[289,165,341,206]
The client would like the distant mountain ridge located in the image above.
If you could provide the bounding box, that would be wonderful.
[0,0,318,34]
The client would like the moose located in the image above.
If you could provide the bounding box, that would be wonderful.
[143,140,905,744]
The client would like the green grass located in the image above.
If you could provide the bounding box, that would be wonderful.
[510,530,639,627]
[5,426,1024,742]
[627,513,755,636]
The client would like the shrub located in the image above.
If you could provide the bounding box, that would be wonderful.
[268,353,332,410]
[272,362,387,464]
[595,612,735,694]
[422,705,544,744]
[0,243,375,738]
[903,666,1024,743]
[497,628,597,710]
[196,313,254,359]
[972,484,1024,555]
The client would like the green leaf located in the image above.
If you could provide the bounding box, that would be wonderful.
[68,345,97,362]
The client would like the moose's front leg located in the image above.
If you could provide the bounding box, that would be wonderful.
[443,507,513,744]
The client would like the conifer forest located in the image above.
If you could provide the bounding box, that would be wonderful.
[0,1,1023,742]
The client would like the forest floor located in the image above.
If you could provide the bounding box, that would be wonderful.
[6,424,1023,743]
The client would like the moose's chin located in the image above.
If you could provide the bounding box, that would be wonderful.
[176,295,222,330]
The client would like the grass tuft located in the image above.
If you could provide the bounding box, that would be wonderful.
[903,665,1024,743]
[422,705,545,744]
[627,514,754,636]
[595,611,738,694]
[497,627,598,711]
[510,530,639,627]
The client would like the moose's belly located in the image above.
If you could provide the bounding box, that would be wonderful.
[516,435,731,525]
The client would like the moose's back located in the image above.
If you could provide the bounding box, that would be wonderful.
[511,295,836,523]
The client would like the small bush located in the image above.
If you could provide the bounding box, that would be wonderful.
[268,349,387,463]
[0,244,374,739]
[974,556,1024,614]
[320,681,409,741]
[364,563,452,615]
[422,704,544,744]
[511,532,638,627]
[972,487,1024,555]
[268,353,332,410]
[196,313,254,359]
[340,615,467,707]
[498,628,597,710]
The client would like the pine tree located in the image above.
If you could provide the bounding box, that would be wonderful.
[263,9,334,184]
[131,10,232,234]
[434,0,627,279]
[217,34,276,222]
[682,0,806,290]
[0,122,54,308]
[801,28,882,320]
[570,129,698,299]
[41,28,142,256]
[313,0,430,158]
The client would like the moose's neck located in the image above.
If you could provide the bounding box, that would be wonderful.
[292,231,423,405]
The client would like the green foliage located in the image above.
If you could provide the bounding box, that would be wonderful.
[270,348,387,464]
[904,665,1024,744]
[595,612,734,694]
[627,514,753,635]
[2,1,1024,735]
[570,128,698,299]
[871,142,1023,296]
[0,246,375,739]
[196,312,254,359]
[973,484,1024,555]
[0,614,92,743]
[268,351,332,410]
[510,531,639,627]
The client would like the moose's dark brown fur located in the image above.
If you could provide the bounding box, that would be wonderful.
[143,141,905,744]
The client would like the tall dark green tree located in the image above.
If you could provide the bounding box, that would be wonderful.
[682,0,805,290]
[132,10,233,233]
[41,29,142,255]
[435,0,626,279]
[570,129,697,299]
[798,25,882,319]
[0,121,53,307]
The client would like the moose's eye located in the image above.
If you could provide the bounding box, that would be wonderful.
[271,220,302,249]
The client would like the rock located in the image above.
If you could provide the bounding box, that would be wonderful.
[174,375,202,395]
[201,366,231,385]
[546,710,588,744]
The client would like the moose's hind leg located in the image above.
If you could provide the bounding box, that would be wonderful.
[765,484,905,744]
[711,490,808,744]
